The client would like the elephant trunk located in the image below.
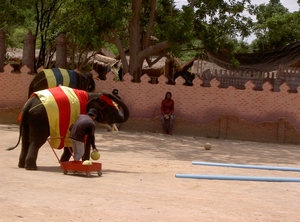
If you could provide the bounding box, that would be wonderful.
[107,94,130,123]
[86,92,130,124]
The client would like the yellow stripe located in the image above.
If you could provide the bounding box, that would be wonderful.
[43,69,57,88]
[59,68,71,87]
[35,86,82,149]
[36,89,61,148]
[60,86,81,147]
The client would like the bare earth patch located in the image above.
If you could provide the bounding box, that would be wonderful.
[1,108,300,221]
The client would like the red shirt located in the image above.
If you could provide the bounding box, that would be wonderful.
[161,99,174,115]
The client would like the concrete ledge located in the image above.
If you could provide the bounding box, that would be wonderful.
[2,107,300,144]
[119,117,214,138]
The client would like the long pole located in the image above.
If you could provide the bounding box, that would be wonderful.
[192,161,300,172]
[175,174,300,182]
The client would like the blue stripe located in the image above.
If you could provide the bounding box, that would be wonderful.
[175,174,300,182]
[67,70,77,88]
[192,161,300,172]
[52,68,64,85]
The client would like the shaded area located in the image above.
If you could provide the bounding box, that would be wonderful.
[97,131,300,167]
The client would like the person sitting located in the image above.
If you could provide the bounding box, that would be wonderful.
[108,89,121,131]
[160,91,174,135]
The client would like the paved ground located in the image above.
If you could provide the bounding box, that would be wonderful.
[1,108,300,221]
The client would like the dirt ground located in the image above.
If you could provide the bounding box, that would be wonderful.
[1,108,300,222]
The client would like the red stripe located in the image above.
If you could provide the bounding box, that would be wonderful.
[73,89,89,114]
[100,94,114,107]
[48,87,71,148]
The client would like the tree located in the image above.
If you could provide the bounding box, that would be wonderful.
[190,0,254,67]
[192,0,254,52]
[84,0,194,82]
[2,0,255,80]
[0,0,65,71]
[1,0,105,71]
[0,1,35,47]
[33,0,64,69]
[74,0,254,82]
[0,1,29,30]
[265,12,300,48]
[252,0,289,51]
[50,0,106,70]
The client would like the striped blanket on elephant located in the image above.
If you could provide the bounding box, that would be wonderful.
[43,68,77,89]
[34,86,88,149]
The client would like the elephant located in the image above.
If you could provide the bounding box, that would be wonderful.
[28,68,96,97]
[7,86,130,170]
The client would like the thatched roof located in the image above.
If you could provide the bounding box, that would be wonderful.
[93,54,118,64]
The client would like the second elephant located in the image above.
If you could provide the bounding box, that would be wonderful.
[28,68,96,97]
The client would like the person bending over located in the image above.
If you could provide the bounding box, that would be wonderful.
[70,108,98,160]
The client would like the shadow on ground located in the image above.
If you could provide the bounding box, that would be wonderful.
[98,130,300,166]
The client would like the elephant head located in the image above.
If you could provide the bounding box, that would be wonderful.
[28,68,96,97]
[87,93,128,125]
[7,86,129,170]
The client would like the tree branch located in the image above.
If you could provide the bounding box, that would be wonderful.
[139,41,170,59]
[143,0,156,49]
[102,29,129,74]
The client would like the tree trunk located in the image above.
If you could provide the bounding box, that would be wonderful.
[127,0,171,82]
[129,0,142,82]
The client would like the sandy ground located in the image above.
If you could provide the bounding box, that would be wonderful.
[1,109,300,222]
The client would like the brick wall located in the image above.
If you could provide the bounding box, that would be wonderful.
[1,64,300,143]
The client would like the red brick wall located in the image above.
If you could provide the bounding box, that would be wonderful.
[1,64,300,143]
[1,65,35,107]
[94,69,300,130]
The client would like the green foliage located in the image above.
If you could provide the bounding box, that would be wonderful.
[235,40,252,53]
[8,28,28,48]
[1,0,259,78]
[51,0,107,69]
[265,12,300,48]
[251,0,292,51]
[254,0,288,24]
[104,43,118,56]
[0,1,26,30]
[193,0,253,54]
[0,1,36,47]
[156,6,194,56]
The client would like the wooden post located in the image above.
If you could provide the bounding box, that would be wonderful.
[55,34,67,68]
[0,29,5,72]
[22,31,35,73]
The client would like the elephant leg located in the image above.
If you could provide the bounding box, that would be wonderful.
[18,126,30,168]
[25,135,47,170]
[19,147,29,168]
[60,147,73,162]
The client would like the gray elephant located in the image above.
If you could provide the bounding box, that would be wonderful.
[28,68,96,97]
[8,86,129,170]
